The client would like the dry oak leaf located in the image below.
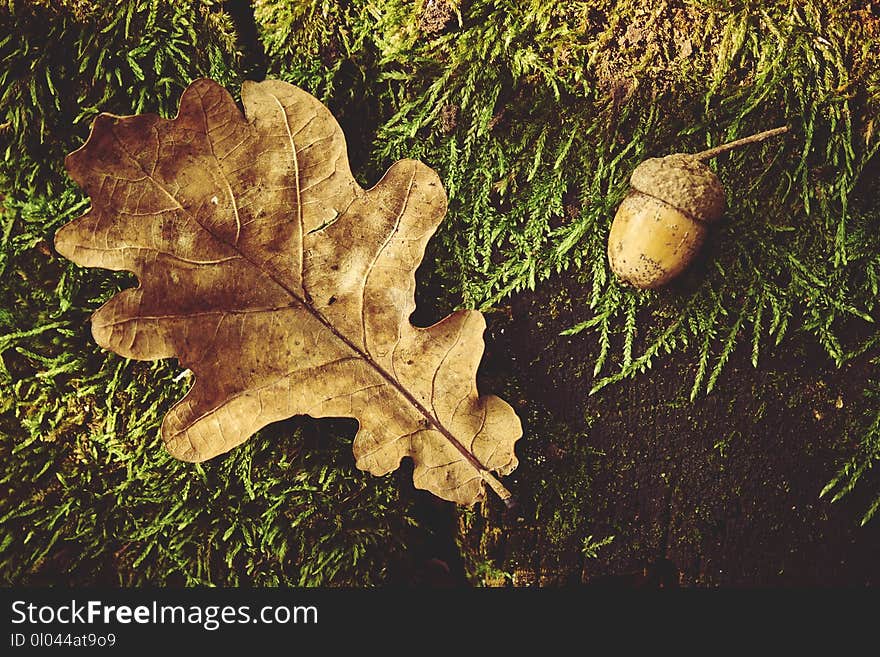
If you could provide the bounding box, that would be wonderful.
[54,78,521,505]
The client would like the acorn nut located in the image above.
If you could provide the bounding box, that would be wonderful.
[608,126,790,289]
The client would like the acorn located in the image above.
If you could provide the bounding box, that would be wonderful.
[608,126,789,289]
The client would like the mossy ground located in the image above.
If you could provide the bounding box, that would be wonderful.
[461,269,880,585]
[1,0,878,586]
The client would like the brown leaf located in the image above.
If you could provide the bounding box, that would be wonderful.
[55,78,521,505]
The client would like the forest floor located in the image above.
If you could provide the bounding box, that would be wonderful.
[2,0,879,588]
[447,269,880,586]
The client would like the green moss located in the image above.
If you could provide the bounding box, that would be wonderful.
[0,1,241,193]
[823,371,880,525]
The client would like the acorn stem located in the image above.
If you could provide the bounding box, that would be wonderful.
[693,125,789,161]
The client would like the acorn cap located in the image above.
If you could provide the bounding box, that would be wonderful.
[629,154,725,223]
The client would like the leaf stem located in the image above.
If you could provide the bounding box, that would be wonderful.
[481,471,513,504]
[693,125,790,161]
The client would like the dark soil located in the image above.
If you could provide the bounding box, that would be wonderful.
[453,269,880,587]
[223,0,267,80]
